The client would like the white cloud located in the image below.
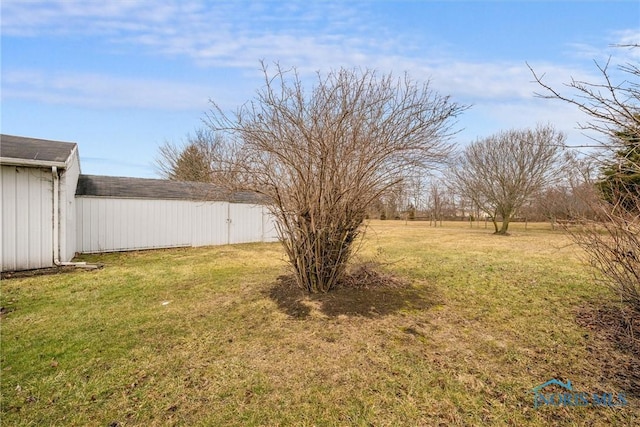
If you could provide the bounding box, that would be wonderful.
[611,29,640,61]
[614,28,640,44]
[3,0,620,101]
[2,69,215,110]
[477,100,600,142]
[2,0,634,144]
[1,0,387,71]
[565,28,640,63]
[0,55,605,126]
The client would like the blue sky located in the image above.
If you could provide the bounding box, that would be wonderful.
[2,0,639,178]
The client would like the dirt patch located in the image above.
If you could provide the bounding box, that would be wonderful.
[0,305,16,318]
[1,264,103,280]
[576,303,640,397]
[268,264,441,318]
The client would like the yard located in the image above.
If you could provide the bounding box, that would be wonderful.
[1,220,638,426]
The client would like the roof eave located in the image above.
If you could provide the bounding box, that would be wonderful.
[66,145,80,171]
[0,157,68,169]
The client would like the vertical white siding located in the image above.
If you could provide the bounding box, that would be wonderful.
[191,202,228,246]
[75,197,279,253]
[1,166,54,271]
[262,207,279,242]
[229,204,264,244]
[76,198,191,253]
[59,151,80,262]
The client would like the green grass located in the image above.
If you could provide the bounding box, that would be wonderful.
[1,220,637,426]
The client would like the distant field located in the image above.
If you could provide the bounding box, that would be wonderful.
[1,221,637,426]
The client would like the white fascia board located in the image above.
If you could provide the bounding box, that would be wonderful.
[0,157,68,169]
[65,145,80,171]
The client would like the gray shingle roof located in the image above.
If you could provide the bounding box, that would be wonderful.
[76,174,265,204]
[0,134,77,165]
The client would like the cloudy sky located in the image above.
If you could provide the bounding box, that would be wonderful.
[2,0,639,178]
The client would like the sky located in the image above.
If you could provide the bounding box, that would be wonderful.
[2,0,639,178]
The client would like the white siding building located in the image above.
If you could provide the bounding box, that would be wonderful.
[1,135,80,271]
[74,175,277,253]
[1,134,277,272]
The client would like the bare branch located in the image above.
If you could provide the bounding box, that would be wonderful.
[531,45,640,312]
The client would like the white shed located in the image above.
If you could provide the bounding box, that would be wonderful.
[1,135,80,271]
[75,175,277,253]
[1,134,278,272]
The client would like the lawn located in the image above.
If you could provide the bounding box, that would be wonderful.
[1,220,637,426]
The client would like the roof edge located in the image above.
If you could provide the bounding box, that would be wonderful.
[74,194,263,204]
[0,157,67,168]
[0,133,79,169]
[66,145,80,171]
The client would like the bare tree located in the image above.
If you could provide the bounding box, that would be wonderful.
[205,63,466,293]
[451,193,472,221]
[450,125,565,235]
[533,153,599,227]
[427,180,445,226]
[405,174,426,213]
[531,46,640,311]
[380,181,407,220]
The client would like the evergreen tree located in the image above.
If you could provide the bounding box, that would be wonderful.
[598,122,640,211]
[170,143,213,182]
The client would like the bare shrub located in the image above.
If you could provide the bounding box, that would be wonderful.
[205,63,466,293]
[531,45,640,311]
[571,196,640,310]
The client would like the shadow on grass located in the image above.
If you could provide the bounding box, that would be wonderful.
[268,273,441,319]
[576,303,640,398]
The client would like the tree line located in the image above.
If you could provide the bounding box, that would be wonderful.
[156,122,597,235]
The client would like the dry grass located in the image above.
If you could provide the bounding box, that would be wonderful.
[1,220,637,426]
